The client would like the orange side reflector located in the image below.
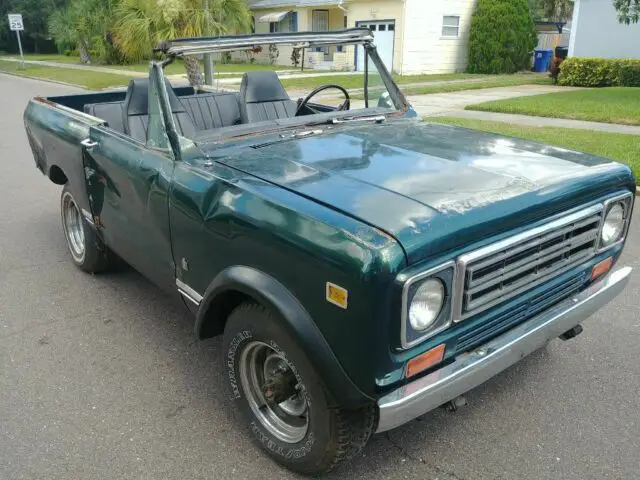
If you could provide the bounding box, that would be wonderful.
[591,257,613,281]
[406,344,446,379]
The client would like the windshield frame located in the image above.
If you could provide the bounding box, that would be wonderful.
[152,29,413,152]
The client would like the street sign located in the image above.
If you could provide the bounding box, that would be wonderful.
[8,14,24,31]
[8,14,25,68]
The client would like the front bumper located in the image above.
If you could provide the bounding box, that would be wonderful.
[376,266,632,433]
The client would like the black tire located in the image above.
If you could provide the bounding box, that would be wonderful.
[222,302,377,475]
[60,185,114,273]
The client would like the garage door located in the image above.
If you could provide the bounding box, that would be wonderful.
[356,20,395,72]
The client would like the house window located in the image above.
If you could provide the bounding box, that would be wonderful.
[270,12,298,33]
[442,15,460,37]
[312,10,329,31]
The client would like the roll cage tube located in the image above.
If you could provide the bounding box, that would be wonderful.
[149,62,183,162]
[363,44,410,112]
[364,46,369,109]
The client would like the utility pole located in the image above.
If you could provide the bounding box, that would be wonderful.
[203,0,214,85]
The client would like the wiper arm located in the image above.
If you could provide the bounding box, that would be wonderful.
[306,114,386,127]
[331,114,386,124]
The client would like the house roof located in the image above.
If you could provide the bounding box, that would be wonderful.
[247,0,344,9]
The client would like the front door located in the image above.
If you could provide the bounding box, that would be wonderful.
[83,75,177,292]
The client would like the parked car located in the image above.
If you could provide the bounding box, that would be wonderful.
[24,29,634,475]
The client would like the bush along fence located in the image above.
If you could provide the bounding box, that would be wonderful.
[558,58,640,87]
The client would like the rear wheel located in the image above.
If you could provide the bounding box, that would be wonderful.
[60,185,114,273]
[222,302,377,475]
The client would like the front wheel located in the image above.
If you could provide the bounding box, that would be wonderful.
[60,185,114,273]
[222,302,377,475]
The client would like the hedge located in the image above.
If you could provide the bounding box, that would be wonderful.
[467,0,538,74]
[558,58,640,87]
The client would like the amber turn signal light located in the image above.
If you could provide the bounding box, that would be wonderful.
[406,343,446,379]
[591,257,613,281]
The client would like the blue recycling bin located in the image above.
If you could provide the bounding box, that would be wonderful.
[534,49,553,72]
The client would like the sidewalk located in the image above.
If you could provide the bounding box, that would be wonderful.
[408,84,575,116]
[434,109,640,135]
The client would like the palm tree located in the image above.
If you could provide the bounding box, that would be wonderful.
[112,0,251,85]
[49,0,112,63]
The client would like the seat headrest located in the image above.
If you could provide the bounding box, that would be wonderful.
[240,71,290,104]
[123,78,186,115]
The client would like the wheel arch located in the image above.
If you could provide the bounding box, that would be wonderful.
[195,265,373,408]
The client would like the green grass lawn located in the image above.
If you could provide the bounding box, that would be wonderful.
[466,87,640,126]
[115,59,292,76]
[433,116,640,183]
[0,60,132,89]
[1,54,292,76]
[347,74,552,99]
[402,74,552,95]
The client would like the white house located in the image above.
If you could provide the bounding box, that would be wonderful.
[246,0,478,74]
[569,0,640,59]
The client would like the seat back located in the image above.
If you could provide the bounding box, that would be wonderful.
[84,101,126,134]
[180,92,242,130]
[239,71,297,123]
[123,78,195,142]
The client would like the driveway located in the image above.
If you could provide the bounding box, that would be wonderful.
[1,73,639,480]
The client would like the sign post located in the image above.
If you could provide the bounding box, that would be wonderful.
[8,14,25,69]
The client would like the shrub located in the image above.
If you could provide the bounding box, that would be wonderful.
[558,58,640,87]
[467,0,538,74]
[617,64,640,86]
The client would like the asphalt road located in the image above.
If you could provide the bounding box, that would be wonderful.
[1,73,639,480]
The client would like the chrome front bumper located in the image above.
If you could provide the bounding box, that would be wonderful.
[376,266,632,433]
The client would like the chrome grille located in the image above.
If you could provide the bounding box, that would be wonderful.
[458,205,603,319]
[455,271,587,353]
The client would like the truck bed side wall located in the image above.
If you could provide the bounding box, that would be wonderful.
[23,98,101,221]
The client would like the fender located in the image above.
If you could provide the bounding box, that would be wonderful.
[195,265,373,408]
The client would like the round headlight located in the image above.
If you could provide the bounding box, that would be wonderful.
[409,279,445,331]
[601,203,625,247]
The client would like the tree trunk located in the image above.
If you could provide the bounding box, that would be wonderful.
[184,55,203,86]
[77,40,91,64]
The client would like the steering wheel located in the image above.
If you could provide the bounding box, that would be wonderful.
[296,84,350,115]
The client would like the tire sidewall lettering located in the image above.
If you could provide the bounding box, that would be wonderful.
[250,421,315,459]
[226,330,252,400]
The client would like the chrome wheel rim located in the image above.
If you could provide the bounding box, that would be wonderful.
[239,341,309,443]
[62,192,85,262]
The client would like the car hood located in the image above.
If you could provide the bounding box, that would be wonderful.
[216,121,634,264]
